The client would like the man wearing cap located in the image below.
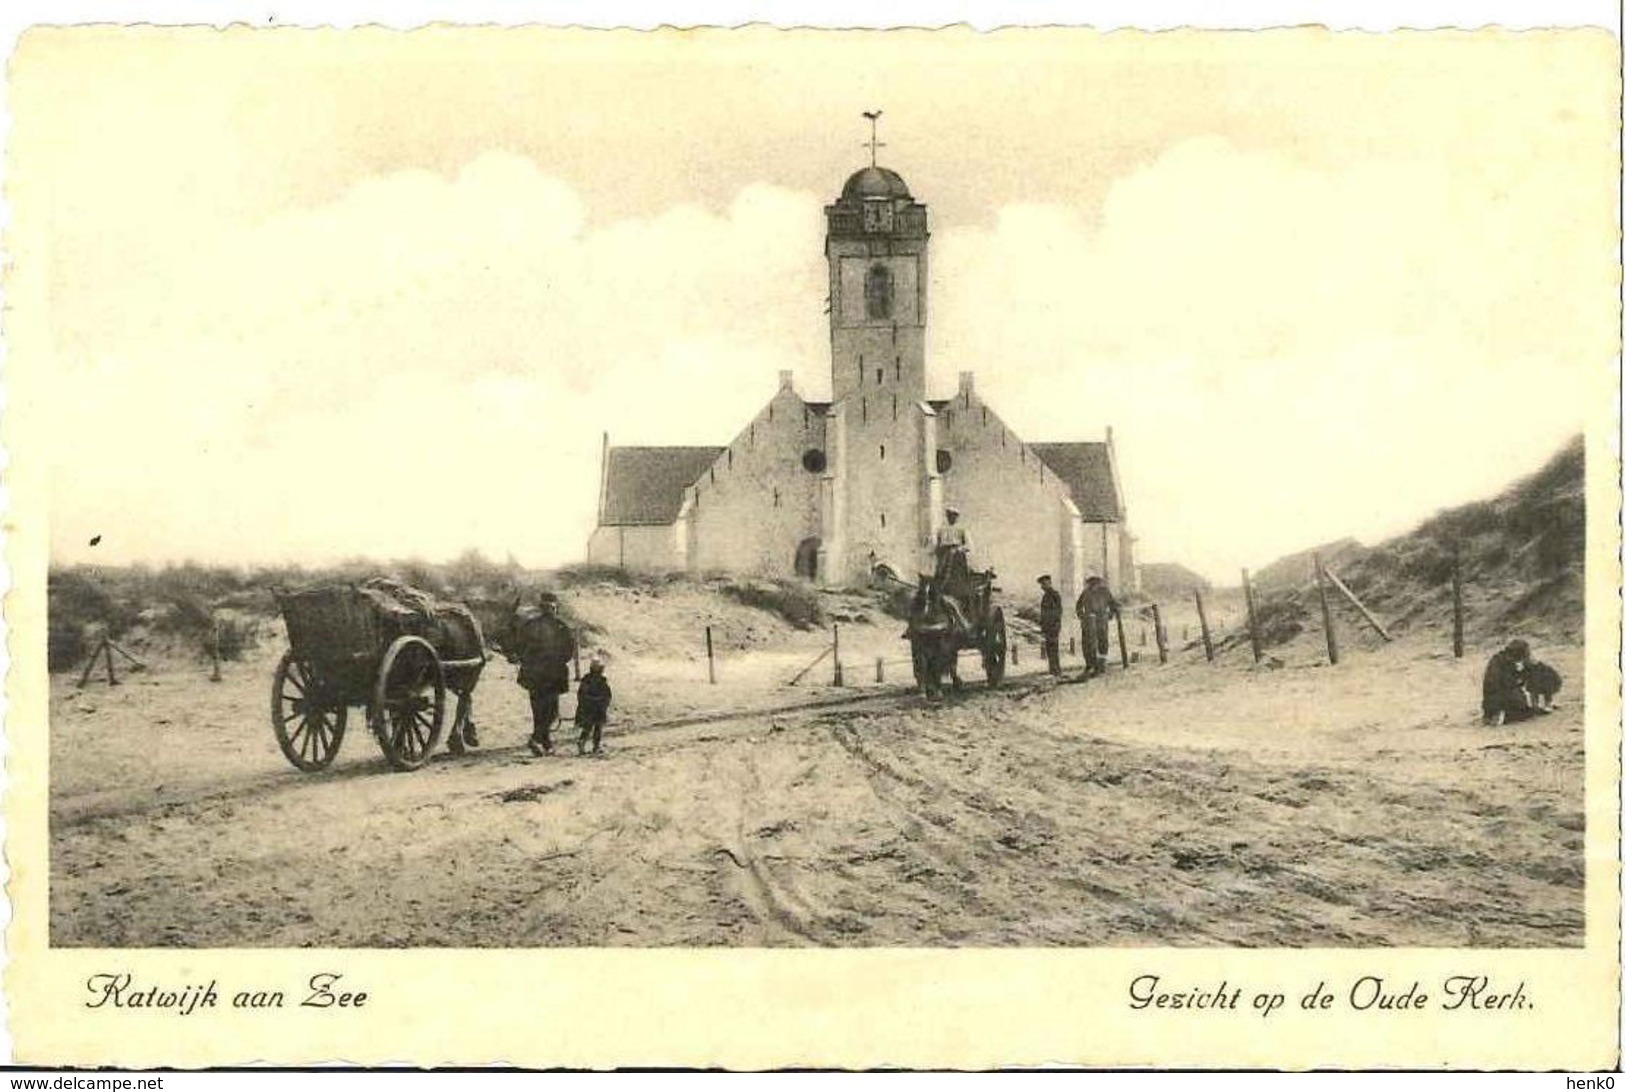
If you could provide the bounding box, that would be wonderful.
[1037,575,1064,676]
[934,506,972,593]
[508,591,577,755]
[1482,638,1547,725]
[1075,575,1120,677]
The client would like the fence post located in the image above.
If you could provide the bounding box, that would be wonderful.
[1242,568,1262,664]
[875,656,884,683]
[1114,611,1130,669]
[1451,546,1465,659]
[832,623,843,686]
[1151,604,1168,665]
[705,626,716,684]
[1194,588,1215,663]
[1313,553,1340,665]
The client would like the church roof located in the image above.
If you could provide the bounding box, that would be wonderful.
[600,446,723,526]
[841,166,911,202]
[1032,442,1122,522]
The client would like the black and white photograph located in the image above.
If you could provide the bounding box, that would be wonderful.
[7,13,1620,1070]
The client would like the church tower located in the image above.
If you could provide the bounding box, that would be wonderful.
[824,166,929,403]
[820,120,938,583]
[590,121,1134,599]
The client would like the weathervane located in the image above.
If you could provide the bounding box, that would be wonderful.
[861,109,885,167]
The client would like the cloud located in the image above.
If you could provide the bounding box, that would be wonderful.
[49,153,830,568]
[48,137,1605,582]
[928,136,1604,579]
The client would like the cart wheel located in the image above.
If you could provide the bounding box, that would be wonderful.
[271,650,347,772]
[982,608,1008,687]
[371,636,446,771]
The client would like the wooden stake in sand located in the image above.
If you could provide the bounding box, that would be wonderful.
[1322,565,1392,642]
[705,626,716,685]
[786,643,832,687]
[832,623,843,687]
[1151,603,1168,664]
[1114,611,1130,670]
[77,634,144,688]
[1194,588,1215,663]
[1241,569,1263,664]
[1451,546,1466,659]
[1313,553,1340,665]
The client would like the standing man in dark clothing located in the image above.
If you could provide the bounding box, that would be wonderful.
[1482,638,1547,725]
[508,591,577,755]
[1075,575,1120,677]
[1037,575,1064,676]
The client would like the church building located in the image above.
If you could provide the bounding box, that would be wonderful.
[587,152,1137,608]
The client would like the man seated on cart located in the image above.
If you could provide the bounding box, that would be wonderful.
[933,506,974,598]
[508,591,577,756]
[915,506,975,638]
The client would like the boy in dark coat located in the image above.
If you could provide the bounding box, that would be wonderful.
[575,656,613,755]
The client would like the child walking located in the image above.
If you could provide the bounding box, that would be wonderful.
[575,655,613,755]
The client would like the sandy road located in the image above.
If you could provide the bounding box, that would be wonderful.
[50,632,1586,947]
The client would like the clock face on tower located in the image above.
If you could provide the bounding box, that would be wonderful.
[861,200,894,233]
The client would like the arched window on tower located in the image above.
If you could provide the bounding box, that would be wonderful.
[864,264,893,321]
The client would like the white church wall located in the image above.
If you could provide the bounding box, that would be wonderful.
[586,524,686,571]
[1074,522,1136,598]
[687,379,825,579]
[834,390,929,583]
[935,383,1083,610]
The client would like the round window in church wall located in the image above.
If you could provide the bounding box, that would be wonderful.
[802,449,827,473]
[936,449,953,474]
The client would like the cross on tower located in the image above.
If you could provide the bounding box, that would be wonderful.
[861,110,886,167]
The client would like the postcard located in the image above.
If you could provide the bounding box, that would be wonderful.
[7,22,1619,1069]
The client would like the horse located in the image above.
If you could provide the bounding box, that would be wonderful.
[906,578,964,700]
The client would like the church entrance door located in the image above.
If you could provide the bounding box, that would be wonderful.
[794,537,821,581]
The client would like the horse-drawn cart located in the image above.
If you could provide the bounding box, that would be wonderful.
[270,580,488,772]
[902,558,1008,699]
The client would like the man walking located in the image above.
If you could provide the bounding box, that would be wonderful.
[509,591,577,755]
[1037,575,1063,676]
[1075,575,1119,677]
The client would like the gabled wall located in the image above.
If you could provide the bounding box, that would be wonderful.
[686,375,826,579]
[934,374,1087,608]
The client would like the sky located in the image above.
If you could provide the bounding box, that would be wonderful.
[13,25,1617,583]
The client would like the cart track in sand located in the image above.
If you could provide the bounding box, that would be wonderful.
[50,637,1588,948]
[51,670,1054,829]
